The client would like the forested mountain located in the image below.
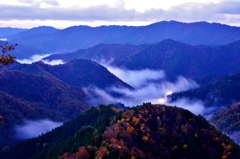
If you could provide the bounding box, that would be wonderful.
[44,39,240,83]
[115,39,240,81]
[0,70,87,118]
[0,105,119,159]
[0,58,133,147]
[7,59,132,90]
[43,43,148,63]
[7,21,240,53]
[0,70,88,147]
[211,102,240,143]
[0,91,63,147]
[1,104,239,159]
[168,74,240,107]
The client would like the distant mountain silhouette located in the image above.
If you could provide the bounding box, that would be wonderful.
[11,43,44,59]
[44,43,147,62]
[0,28,27,38]
[9,26,59,39]
[8,21,240,52]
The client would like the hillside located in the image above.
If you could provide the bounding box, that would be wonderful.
[168,74,240,107]
[0,70,88,147]
[8,21,240,53]
[211,102,240,143]
[43,43,147,63]
[0,70,87,118]
[7,59,132,90]
[0,105,119,159]
[0,91,63,147]
[1,104,239,159]
[43,39,240,83]
[114,39,240,81]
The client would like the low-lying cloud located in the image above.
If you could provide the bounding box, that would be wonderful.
[14,119,63,140]
[16,54,65,65]
[42,59,65,65]
[0,38,7,41]
[0,0,240,26]
[16,54,50,64]
[226,131,240,145]
[106,66,165,87]
[83,66,211,115]
[166,99,207,115]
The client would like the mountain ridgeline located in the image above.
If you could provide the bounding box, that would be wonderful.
[8,21,240,53]
[44,39,240,83]
[0,28,27,38]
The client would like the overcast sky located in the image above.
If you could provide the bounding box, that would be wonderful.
[0,0,240,29]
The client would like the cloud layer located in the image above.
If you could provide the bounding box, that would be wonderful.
[106,66,165,87]
[0,0,240,28]
[14,119,63,139]
[16,54,65,65]
[83,65,211,115]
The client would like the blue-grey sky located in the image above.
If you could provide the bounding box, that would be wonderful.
[0,0,240,28]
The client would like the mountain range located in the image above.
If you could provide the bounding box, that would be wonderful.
[6,21,240,53]
[0,28,27,38]
[1,21,240,158]
[44,39,240,83]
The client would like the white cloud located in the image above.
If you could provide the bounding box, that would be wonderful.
[16,53,65,65]
[0,0,239,28]
[16,54,50,64]
[166,99,205,115]
[0,38,7,41]
[108,75,199,106]
[14,119,63,139]
[84,66,203,116]
[106,66,165,87]
[41,59,65,65]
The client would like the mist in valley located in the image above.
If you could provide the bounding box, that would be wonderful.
[84,63,213,116]
[16,54,65,65]
[14,119,63,140]
[14,56,238,143]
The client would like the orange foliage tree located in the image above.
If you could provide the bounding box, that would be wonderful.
[0,42,17,67]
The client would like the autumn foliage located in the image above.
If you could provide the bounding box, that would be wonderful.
[59,103,240,159]
[0,42,17,67]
